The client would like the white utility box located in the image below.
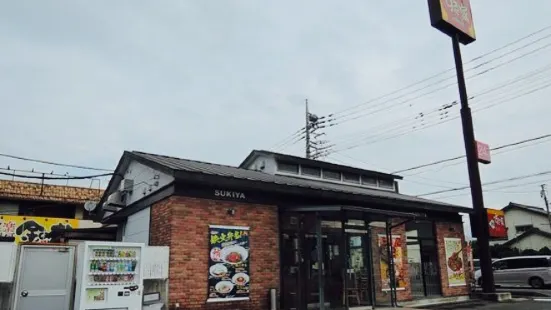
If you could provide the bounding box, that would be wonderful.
[0,242,18,283]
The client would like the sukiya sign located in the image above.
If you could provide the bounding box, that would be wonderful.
[214,189,246,200]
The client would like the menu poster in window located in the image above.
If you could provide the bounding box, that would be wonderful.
[208,225,250,302]
[444,238,466,287]
[378,234,406,291]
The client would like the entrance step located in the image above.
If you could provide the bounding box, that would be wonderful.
[400,295,471,308]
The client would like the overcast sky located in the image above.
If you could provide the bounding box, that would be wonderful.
[1,1,551,234]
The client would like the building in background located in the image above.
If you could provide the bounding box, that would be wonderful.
[498,202,551,250]
[0,179,103,243]
[484,202,551,250]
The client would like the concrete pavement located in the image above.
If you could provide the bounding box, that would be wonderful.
[422,298,551,310]
[474,287,551,298]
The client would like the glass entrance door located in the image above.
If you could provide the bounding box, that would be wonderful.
[280,213,374,310]
[346,234,372,308]
[406,221,441,299]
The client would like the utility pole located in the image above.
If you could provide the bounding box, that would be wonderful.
[541,184,551,231]
[305,99,311,159]
[304,99,334,160]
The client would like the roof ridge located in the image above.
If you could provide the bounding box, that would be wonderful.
[131,150,263,171]
[242,150,402,178]
[509,202,546,210]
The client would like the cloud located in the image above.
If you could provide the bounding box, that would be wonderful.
[1,1,551,235]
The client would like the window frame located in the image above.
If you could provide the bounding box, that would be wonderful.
[342,172,360,184]
[493,260,509,270]
[322,169,341,181]
[361,175,378,187]
[378,178,395,190]
[515,224,534,234]
[277,161,299,174]
[301,165,322,178]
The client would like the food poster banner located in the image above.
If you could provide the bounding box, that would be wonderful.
[378,234,406,291]
[0,215,79,243]
[444,237,466,287]
[208,225,250,302]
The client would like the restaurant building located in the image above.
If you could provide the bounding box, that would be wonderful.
[95,150,473,309]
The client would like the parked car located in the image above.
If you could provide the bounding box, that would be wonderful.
[472,258,496,271]
[475,256,551,288]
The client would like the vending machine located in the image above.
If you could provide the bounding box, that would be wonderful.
[73,241,145,310]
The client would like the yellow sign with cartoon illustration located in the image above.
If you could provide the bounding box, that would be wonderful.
[0,215,79,243]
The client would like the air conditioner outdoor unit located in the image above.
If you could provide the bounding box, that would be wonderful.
[119,179,134,193]
[106,190,125,207]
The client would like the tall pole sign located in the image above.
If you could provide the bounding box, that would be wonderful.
[427,0,496,293]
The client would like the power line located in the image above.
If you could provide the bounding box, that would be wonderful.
[271,25,551,154]
[330,40,551,128]
[325,27,551,122]
[391,133,551,174]
[406,136,551,178]
[0,171,113,180]
[432,179,551,200]
[0,152,113,172]
[269,127,306,150]
[0,167,72,178]
[329,153,465,189]
[328,25,551,119]
[332,79,551,153]
[418,170,551,197]
[329,59,551,149]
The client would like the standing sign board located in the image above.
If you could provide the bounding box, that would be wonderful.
[428,0,476,45]
[208,225,250,302]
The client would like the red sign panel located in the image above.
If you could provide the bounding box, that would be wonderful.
[487,209,507,239]
[428,0,476,45]
[476,141,491,164]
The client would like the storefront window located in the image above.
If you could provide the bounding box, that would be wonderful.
[406,221,441,298]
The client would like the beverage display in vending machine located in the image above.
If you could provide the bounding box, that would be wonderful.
[73,241,145,310]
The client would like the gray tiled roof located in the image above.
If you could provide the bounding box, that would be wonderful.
[132,151,469,211]
[505,202,548,216]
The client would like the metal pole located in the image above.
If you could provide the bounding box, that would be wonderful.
[342,212,348,309]
[305,99,311,159]
[451,34,495,293]
[316,213,325,310]
[366,223,376,309]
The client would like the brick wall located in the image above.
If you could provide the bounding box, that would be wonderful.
[149,198,173,247]
[149,195,280,310]
[370,220,412,304]
[435,222,471,297]
[0,180,103,204]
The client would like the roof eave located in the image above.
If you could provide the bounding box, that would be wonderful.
[173,169,469,214]
[94,151,176,222]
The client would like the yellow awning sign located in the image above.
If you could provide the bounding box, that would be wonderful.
[0,215,80,243]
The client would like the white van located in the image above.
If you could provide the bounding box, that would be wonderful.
[475,256,551,288]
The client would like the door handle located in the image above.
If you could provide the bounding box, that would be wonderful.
[21,290,28,297]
